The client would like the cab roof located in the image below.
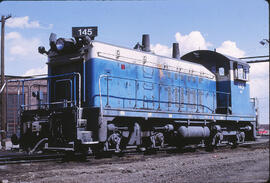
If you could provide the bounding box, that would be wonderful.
[181,50,249,71]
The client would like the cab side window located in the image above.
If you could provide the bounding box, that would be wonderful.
[243,67,249,80]
[238,66,244,79]
[234,63,249,81]
[218,67,225,76]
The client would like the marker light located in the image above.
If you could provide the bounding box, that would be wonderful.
[49,33,57,50]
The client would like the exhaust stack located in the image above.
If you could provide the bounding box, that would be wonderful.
[142,34,150,52]
[172,43,180,59]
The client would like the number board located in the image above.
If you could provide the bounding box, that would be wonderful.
[72,27,98,38]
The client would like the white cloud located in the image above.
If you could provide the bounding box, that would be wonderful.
[175,31,212,55]
[216,40,245,58]
[24,65,47,76]
[6,32,21,40]
[7,31,43,58]
[5,31,47,77]
[150,44,171,57]
[6,16,40,29]
[10,38,41,56]
[151,31,212,57]
[6,16,53,29]
[249,62,269,97]
[150,31,246,59]
[47,24,53,29]
[249,62,269,124]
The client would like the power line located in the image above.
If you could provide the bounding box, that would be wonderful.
[240,55,269,59]
[238,55,269,63]
[247,59,269,63]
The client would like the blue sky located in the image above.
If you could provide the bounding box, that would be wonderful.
[0,0,269,124]
[1,0,268,54]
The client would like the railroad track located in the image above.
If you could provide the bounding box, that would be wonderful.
[0,138,268,165]
[0,153,65,165]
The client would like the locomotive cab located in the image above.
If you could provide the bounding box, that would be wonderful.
[182,50,257,141]
[181,50,255,116]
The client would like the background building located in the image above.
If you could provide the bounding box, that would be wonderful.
[0,75,47,138]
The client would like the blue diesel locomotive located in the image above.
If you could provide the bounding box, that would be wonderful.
[14,28,257,153]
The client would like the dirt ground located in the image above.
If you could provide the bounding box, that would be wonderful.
[0,143,269,183]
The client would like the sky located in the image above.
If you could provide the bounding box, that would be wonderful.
[0,0,269,124]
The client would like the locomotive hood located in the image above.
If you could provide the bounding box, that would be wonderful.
[87,41,216,81]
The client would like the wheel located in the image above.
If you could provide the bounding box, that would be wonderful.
[205,139,215,152]
[231,139,238,149]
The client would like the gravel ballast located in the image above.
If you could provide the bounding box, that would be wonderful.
[0,144,269,183]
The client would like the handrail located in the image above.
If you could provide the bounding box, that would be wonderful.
[8,72,80,83]
[6,72,82,109]
[96,93,215,113]
[99,74,109,120]
[20,100,74,108]
[98,74,230,113]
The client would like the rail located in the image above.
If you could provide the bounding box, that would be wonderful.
[0,138,267,165]
[98,75,231,113]
[0,153,65,165]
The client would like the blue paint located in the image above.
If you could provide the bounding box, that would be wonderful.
[43,50,255,121]
[231,80,254,115]
[215,80,255,115]
[85,58,217,114]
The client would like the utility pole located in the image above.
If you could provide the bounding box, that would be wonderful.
[267,1,270,57]
[0,15,11,149]
[266,0,270,129]
[266,0,270,63]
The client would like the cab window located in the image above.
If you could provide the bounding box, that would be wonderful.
[218,67,225,76]
[238,66,244,79]
[234,64,249,81]
[243,67,249,80]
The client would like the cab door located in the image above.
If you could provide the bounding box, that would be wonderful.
[54,79,72,105]
[215,66,232,114]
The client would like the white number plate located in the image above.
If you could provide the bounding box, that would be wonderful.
[72,27,98,37]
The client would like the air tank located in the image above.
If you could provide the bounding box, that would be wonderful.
[178,126,210,139]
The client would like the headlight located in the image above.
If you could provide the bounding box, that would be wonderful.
[56,38,65,51]
[55,38,76,52]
